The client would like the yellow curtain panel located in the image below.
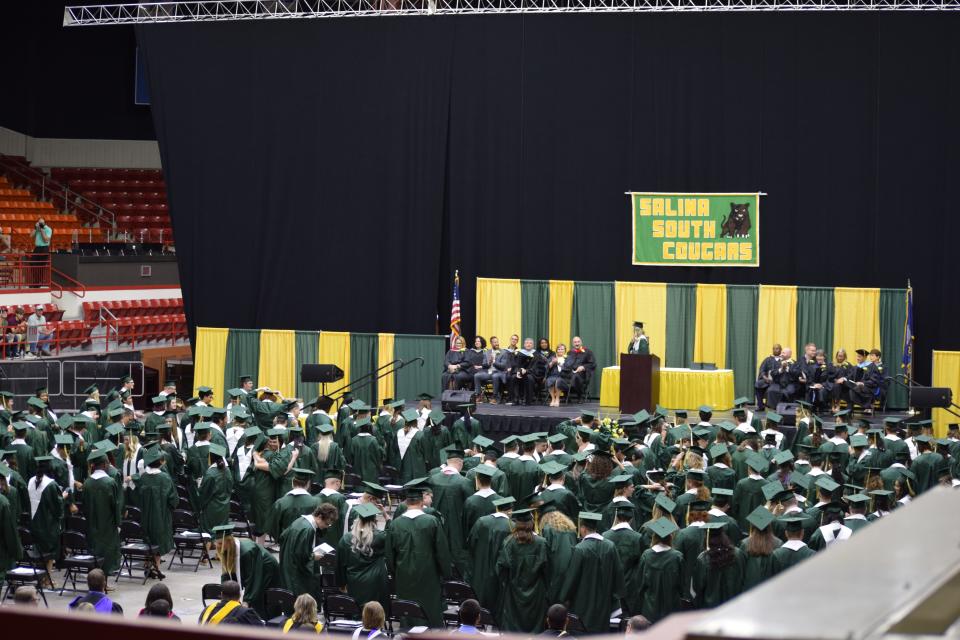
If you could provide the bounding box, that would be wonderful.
[257,329,296,397]
[694,284,727,367]
[476,278,522,346]
[548,280,575,350]
[932,350,960,438]
[318,331,351,394]
[756,285,797,367]
[614,281,667,362]
[194,327,228,406]
[833,287,881,362]
[378,333,396,402]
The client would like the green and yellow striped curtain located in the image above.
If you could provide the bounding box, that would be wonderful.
[833,288,881,361]
[476,278,521,346]
[614,282,667,363]
[318,331,351,396]
[378,333,395,402]
[757,285,797,366]
[548,280,574,350]
[932,351,960,438]
[258,329,295,396]
[194,327,228,406]
[694,284,727,368]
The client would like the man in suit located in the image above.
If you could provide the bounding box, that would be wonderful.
[755,344,782,410]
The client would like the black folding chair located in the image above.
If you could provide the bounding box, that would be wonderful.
[479,608,496,631]
[176,483,189,500]
[318,550,339,597]
[177,496,193,511]
[441,580,478,626]
[229,500,251,538]
[265,587,296,628]
[64,514,88,535]
[116,520,160,584]
[169,508,211,571]
[387,597,430,632]
[201,582,222,607]
[566,613,588,634]
[59,530,102,595]
[323,592,362,625]
[125,505,143,521]
[2,528,50,606]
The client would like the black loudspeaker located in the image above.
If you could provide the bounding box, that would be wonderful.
[910,387,953,409]
[775,402,798,427]
[300,364,344,384]
[442,389,473,412]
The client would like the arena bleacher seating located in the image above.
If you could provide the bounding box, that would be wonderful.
[0,175,106,250]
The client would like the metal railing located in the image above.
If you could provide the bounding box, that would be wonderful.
[0,154,118,231]
[50,266,87,299]
[0,252,52,291]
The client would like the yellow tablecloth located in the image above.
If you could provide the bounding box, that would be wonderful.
[600,365,735,411]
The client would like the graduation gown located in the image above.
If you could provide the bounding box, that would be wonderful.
[738,538,781,591]
[133,469,178,554]
[911,451,944,493]
[507,457,541,504]
[385,509,452,628]
[561,535,625,633]
[579,472,615,513]
[270,489,321,541]
[28,475,63,559]
[496,536,551,633]
[199,465,233,535]
[771,541,815,573]
[9,442,36,480]
[673,524,706,601]
[429,469,473,574]
[251,449,286,536]
[541,524,578,605]
[279,515,322,601]
[463,490,500,538]
[465,513,512,612]
[398,431,429,483]
[223,538,280,619]
[348,434,384,483]
[732,476,767,531]
[706,465,737,491]
[694,547,746,608]
[312,441,346,481]
[0,492,23,582]
[419,427,452,471]
[603,524,644,615]
[315,489,348,548]
[335,530,390,611]
[84,471,123,574]
[540,485,581,522]
[637,546,685,622]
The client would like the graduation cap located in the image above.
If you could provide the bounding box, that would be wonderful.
[849,434,869,448]
[645,517,679,539]
[493,496,515,510]
[578,512,602,529]
[689,500,712,513]
[654,493,676,513]
[104,423,124,438]
[633,321,644,329]
[143,447,163,466]
[473,435,495,451]
[389,399,406,409]
[474,464,498,478]
[773,450,795,466]
[815,476,840,493]
[633,409,650,424]
[265,427,285,438]
[766,411,783,424]
[56,414,74,430]
[417,393,434,401]
[212,524,235,539]
[518,433,538,445]
[193,422,212,433]
[54,434,73,447]
[869,489,894,498]
[675,409,688,419]
[579,410,596,421]
[353,503,380,520]
[198,386,213,395]
[293,468,315,481]
[510,508,535,523]
[915,434,934,444]
[281,399,299,412]
[457,403,476,412]
[746,454,769,474]
[428,408,445,424]
[545,433,567,447]
[401,409,419,424]
[614,502,636,518]
[225,388,244,400]
[239,374,254,384]
[26,397,46,409]
[797,400,812,410]
[608,473,633,486]
[833,409,851,418]
[575,425,594,438]
[243,426,262,440]
[362,481,389,499]
[403,477,432,498]
[232,406,251,421]
[208,444,227,459]
[86,448,107,463]
[82,384,99,395]
[539,460,567,477]
[324,469,344,481]
[354,417,372,430]
[746,506,775,531]
[119,375,134,384]
[845,493,871,506]
[697,405,713,417]
[692,427,711,440]
[712,487,734,504]
[733,397,750,408]
[151,395,167,405]
[443,445,464,460]
[781,516,807,532]
[762,481,785,502]
[718,421,736,433]
[792,474,812,492]
[686,468,707,481]
[11,421,29,433]
[313,423,333,436]
[855,349,869,357]
[572,451,590,464]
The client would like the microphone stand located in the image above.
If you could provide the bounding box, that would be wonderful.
[327,357,425,409]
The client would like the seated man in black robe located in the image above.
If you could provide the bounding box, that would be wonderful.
[766,347,799,408]
[567,336,597,402]
[198,580,264,626]
[507,338,538,406]
[755,344,782,410]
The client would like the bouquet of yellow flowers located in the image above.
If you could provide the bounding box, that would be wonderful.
[593,415,625,441]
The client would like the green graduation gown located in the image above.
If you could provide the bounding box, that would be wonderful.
[429,469,473,573]
[398,431,429,483]
[83,471,123,573]
[673,524,706,601]
[134,469,178,554]
[315,489,348,548]
[466,512,512,612]
[251,449,286,536]
[732,476,768,531]
[579,472,615,513]
[463,490,500,538]
[540,484,581,522]
[694,547,746,608]
[541,524,578,604]
[706,464,737,491]
[312,441,346,481]
[28,475,63,559]
[450,416,481,452]
[335,530,390,611]
[199,465,233,535]
[270,489,321,541]
[465,464,510,498]
[349,434,384,483]
[771,541,815,574]
[636,545,685,622]
[738,537,781,592]
[9,441,35,480]
[603,524,644,615]
[385,509,452,628]
[0,492,23,582]
[279,515,322,601]
[305,412,333,446]
[496,535,551,633]
[222,537,280,619]
[419,426,452,471]
[561,535,625,633]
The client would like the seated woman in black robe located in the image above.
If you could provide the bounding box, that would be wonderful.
[545,343,573,407]
[442,336,473,390]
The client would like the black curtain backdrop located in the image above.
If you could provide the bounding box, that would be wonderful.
[137,12,960,383]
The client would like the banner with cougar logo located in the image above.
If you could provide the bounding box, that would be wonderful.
[629,192,760,267]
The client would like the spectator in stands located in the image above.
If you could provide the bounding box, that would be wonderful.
[68,569,123,614]
[14,586,40,607]
[26,305,54,357]
[6,306,26,358]
[454,599,483,634]
[625,615,652,635]
[138,583,181,621]
[353,601,386,640]
[33,217,52,253]
[541,604,569,637]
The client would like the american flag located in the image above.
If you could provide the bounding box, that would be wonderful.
[450,270,461,348]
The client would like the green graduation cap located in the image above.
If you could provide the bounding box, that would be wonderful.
[712,487,734,498]
[473,435,495,449]
[474,464,497,478]
[417,393,434,401]
[208,444,227,458]
[850,434,869,448]
[193,422,212,433]
[578,511,602,523]
[645,517,679,539]
[56,414,74,430]
[292,467,315,481]
[226,388,245,399]
[197,386,213,395]
[792,474,812,491]
[86,448,107,463]
[151,395,167,405]
[632,410,650,424]
[353,502,380,520]
[773,450,795,465]
[746,454,769,474]
[348,399,366,411]
[389,399,406,409]
[576,425,595,437]
[266,427,286,437]
[781,516,807,532]
[232,406,250,420]
[428,408,445,424]
[54,434,74,447]
[105,423,124,437]
[654,493,676,513]
[766,411,782,424]
[718,421,736,433]
[733,397,750,407]
[686,468,707,481]
[401,409,419,423]
[689,500,712,512]
[539,460,567,476]
[493,496,516,510]
[457,403,476,411]
[143,447,163,466]
[746,506,775,531]
[354,417,372,429]
[443,445,464,460]
[608,473,633,486]
[846,493,871,505]
[698,405,713,414]
[212,524,235,537]
[362,481,388,499]
[26,397,46,409]
[546,433,567,446]
[186,405,205,418]
[511,508,535,523]
[518,433,538,445]
[833,409,850,417]
[403,476,432,498]
[317,423,335,435]
[702,521,726,531]
[243,426,262,440]
[869,489,894,498]
[82,384,99,395]
[108,406,125,419]
[500,435,518,446]
[915,434,934,444]
[572,451,590,464]
[815,476,840,493]
[762,481,786,502]
[579,410,596,421]
[692,427,711,439]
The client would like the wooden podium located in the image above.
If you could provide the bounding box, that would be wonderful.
[619,354,660,413]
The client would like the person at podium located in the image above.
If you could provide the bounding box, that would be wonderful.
[626,321,649,355]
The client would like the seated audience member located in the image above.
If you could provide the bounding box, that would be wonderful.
[567,336,597,401]
[755,344,782,410]
[138,583,181,621]
[541,604,570,637]
[473,336,501,401]
[352,601,387,640]
[626,615,652,635]
[545,343,573,407]
[283,594,323,634]
[491,334,520,403]
[68,569,123,614]
[14,586,40,607]
[198,580,264,626]
[453,598,483,634]
[508,337,538,406]
[443,336,472,390]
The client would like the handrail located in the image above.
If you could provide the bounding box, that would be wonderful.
[0,252,52,291]
[0,154,117,231]
[50,266,87,298]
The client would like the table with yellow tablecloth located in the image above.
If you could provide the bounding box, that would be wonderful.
[599,365,735,410]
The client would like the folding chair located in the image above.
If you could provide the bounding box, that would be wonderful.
[387,597,430,633]
[116,520,160,584]
[442,580,478,626]
[2,529,50,606]
[169,508,212,571]
[201,582,222,607]
[323,592,361,625]
[59,531,102,595]
[265,587,296,628]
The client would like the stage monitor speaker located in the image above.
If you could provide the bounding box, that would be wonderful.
[300,364,344,384]
[775,402,798,427]
[442,389,473,412]
[910,387,953,409]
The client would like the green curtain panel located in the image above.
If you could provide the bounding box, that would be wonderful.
[725,285,759,401]
[666,284,697,368]
[797,287,835,359]
[394,334,448,401]
[295,330,320,401]
[521,280,550,348]
[223,328,261,392]
[880,289,908,409]
[570,282,615,398]
[350,333,380,406]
